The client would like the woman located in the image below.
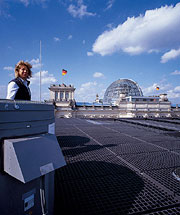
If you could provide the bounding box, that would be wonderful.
[6,60,32,100]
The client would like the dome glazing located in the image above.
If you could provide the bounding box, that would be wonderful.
[103,79,143,103]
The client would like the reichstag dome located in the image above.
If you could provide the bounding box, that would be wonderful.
[103,79,143,104]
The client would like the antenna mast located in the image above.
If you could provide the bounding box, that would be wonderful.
[40,40,42,102]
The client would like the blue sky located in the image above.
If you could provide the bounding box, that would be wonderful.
[0,0,180,104]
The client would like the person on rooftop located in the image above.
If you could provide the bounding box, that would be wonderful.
[6,60,32,100]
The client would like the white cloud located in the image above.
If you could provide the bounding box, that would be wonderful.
[68,35,72,40]
[161,48,180,63]
[0,1,10,17]
[31,86,50,101]
[54,37,60,42]
[67,0,96,18]
[141,82,180,104]
[82,82,97,88]
[3,66,14,71]
[167,89,180,103]
[1,0,48,17]
[105,0,115,11]
[29,58,41,69]
[3,66,14,80]
[75,81,105,102]
[106,23,114,29]
[0,85,7,99]
[174,86,180,92]
[92,3,180,56]
[142,83,159,95]
[171,70,180,75]
[9,73,14,78]
[19,0,49,7]
[19,0,29,7]
[141,82,180,103]
[87,51,93,56]
[30,71,57,85]
[93,72,104,78]
[82,40,85,44]
[142,83,171,95]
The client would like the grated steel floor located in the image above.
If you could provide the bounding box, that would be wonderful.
[54,118,180,215]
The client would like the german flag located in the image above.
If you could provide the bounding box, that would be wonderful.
[156,86,160,90]
[62,69,67,76]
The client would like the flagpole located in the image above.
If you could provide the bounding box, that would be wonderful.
[40,40,42,102]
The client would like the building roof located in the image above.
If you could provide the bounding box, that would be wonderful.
[75,102,115,107]
[49,83,75,90]
[55,118,180,215]
[172,104,180,108]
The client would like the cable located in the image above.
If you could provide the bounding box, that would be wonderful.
[40,175,48,215]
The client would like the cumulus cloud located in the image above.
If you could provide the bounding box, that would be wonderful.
[142,82,180,103]
[87,51,93,56]
[75,81,105,102]
[67,0,96,18]
[8,73,14,78]
[29,58,41,69]
[142,83,160,95]
[0,0,10,17]
[92,3,180,56]
[54,37,60,42]
[142,83,171,95]
[19,0,49,7]
[30,71,57,85]
[105,0,115,11]
[161,48,180,63]
[93,72,104,78]
[174,86,180,92]
[0,85,7,99]
[31,86,50,101]
[167,88,180,104]
[3,66,14,71]
[3,66,14,79]
[19,0,29,7]
[0,0,49,11]
[171,70,180,75]
[68,35,72,40]
[106,23,114,29]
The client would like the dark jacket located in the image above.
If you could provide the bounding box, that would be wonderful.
[10,77,31,100]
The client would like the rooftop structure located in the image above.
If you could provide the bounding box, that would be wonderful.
[48,80,180,118]
[103,79,143,104]
[49,83,75,102]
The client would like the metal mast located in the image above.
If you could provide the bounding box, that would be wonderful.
[40,40,42,102]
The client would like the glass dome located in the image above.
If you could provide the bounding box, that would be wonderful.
[103,79,143,103]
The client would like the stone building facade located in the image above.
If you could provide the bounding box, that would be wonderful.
[48,81,180,119]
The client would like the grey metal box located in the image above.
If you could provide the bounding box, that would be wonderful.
[0,100,54,139]
[4,133,66,183]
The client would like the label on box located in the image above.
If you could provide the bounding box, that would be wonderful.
[48,123,55,134]
[40,163,54,175]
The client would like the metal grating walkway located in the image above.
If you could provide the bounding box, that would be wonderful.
[54,118,180,215]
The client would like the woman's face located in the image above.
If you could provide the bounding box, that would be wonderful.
[19,65,29,80]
